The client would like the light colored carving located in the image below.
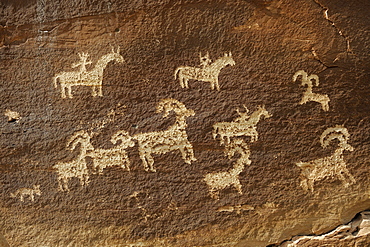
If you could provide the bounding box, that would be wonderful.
[132,98,196,172]
[53,47,124,98]
[53,131,93,192]
[4,109,21,122]
[255,202,279,216]
[293,70,330,111]
[174,52,235,91]
[213,105,271,145]
[87,130,135,174]
[296,126,355,192]
[10,185,41,202]
[217,204,255,214]
[204,139,251,199]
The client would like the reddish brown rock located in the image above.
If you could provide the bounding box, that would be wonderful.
[1,0,370,246]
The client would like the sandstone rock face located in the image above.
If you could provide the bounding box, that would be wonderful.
[1,0,370,246]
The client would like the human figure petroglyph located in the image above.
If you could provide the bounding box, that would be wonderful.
[53,130,93,192]
[204,139,251,199]
[87,130,135,174]
[296,126,355,192]
[199,52,212,68]
[72,52,92,81]
[175,52,235,91]
[293,70,330,111]
[213,105,271,145]
[132,98,196,172]
[53,47,124,98]
[10,185,41,202]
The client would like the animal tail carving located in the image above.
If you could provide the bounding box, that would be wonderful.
[53,76,59,88]
[174,67,181,80]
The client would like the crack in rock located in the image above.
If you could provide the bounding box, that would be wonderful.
[274,211,370,246]
[313,0,352,54]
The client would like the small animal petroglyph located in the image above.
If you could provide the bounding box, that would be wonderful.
[53,47,124,98]
[174,52,235,91]
[204,139,251,199]
[87,130,135,174]
[53,131,93,192]
[293,70,330,111]
[132,98,196,172]
[296,126,355,192]
[10,185,41,202]
[4,109,21,122]
[213,105,271,145]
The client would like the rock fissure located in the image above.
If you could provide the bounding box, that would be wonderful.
[275,210,370,246]
[313,0,352,54]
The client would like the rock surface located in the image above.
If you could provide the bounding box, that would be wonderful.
[1,0,370,246]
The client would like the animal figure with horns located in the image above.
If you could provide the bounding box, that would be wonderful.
[53,47,124,98]
[132,98,196,172]
[174,52,235,91]
[204,139,252,199]
[293,70,330,111]
[53,130,94,192]
[296,126,356,192]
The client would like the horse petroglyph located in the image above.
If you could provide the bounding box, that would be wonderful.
[204,139,251,199]
[293,70,330,111]
[213,105,271,145]
[10,185,41,202]
[53,130,93,192]
[175,52,235,91]
[53,47,124,98]
[87,130,135,174]
[296,126,355,192]
[132,98,196,172]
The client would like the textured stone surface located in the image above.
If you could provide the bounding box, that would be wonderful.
[1,0,370,246]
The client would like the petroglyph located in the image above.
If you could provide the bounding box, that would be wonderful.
[4,109,21,122]
[53,130,93,192]
[204,139,251,199]
[293,70,330,111]
[296,126,355,192]
[174,52,235,91]
[213,105,271,145]
[87,130,135,174]
[10,185,41,202]
[132,98,196,172]
[255,202,279,216]
[53,47,124,98]
[217,204,255,214]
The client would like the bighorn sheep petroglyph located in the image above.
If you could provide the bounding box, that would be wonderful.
[174,52,235,91]
[296,126,355,192]
[86,130,135,174]
[53,131,94,192]
[132,98,196,172]
[204,139,251,199]
[53,47,124,98]
[213,105,271,145]
[293,70,330,111]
